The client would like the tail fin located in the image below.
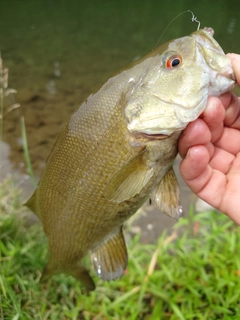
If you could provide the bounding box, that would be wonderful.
[72,268,95,292]
[40,260,95,292]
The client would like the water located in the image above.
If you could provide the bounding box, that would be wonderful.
[1,0,240,241]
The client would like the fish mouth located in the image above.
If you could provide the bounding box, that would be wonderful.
[194,28,224,55]
[194,28,236,83]
[132,131,172,141]
[141,132,169,140]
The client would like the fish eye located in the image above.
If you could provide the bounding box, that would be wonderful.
[162,52,182,69]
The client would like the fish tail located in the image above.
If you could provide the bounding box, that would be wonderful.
[40,261,58,282]
[71,268,95,292]
[40,260,95,292]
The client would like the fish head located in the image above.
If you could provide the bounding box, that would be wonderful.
[125,27,236,136]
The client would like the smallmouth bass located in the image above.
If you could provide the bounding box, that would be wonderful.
[26,28,235,290]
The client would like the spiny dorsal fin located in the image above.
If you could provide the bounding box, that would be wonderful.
[152,168,182,220]
[91,226,127,281]
[105,149,153,202]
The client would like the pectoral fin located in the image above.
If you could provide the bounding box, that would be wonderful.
[91,226,128,281]
[105,149,153,202]
[152,168,182,220]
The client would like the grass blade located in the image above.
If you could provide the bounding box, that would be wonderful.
[20,116,37,188]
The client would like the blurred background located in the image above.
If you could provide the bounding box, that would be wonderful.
[1,0,240,242]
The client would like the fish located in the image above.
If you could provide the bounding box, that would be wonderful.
[26,27,236,291]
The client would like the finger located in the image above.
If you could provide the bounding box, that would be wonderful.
[223,93,240,128]
[200,96,225,143]
[209,147,235,173]
[227,53,240,86]
[219,91,233,108]
[180,145,228,212]
[215,127,240,155]
[178,119,211,158]
[221,152,240,224]
[197,169,226,210]
[179,145,211,193]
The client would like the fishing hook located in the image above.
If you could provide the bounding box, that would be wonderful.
[188,10,201,30]
[155,10,201,48]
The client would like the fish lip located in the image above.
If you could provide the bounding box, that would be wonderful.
[194,31,236,86]
[194,28,224,55]
[132,131,171,141]
[226,79,237,89]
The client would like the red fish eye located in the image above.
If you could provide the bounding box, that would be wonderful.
[165,55,182,69]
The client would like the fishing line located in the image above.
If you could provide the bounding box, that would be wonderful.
[155,10,201,48]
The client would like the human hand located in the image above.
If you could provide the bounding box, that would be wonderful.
[178,54,240,224]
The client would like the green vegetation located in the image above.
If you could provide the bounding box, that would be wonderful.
[0,54,36,189]
[20,116,37,188]
[1,177,240,320]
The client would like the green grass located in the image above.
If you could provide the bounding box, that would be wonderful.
[1,178,240,320]
[0,54,36,189]
[20,116,37,188]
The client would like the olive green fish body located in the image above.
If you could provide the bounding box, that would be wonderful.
[26,28,235,290]
[28,81,179,286]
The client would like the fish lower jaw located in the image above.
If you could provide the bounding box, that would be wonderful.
[131,130,180,142]
[208,78,236,97]
[138,132,170,140]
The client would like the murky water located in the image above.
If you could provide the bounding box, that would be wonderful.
[1,0,240,241]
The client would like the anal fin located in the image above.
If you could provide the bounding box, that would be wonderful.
[91,226,128,281]
[152,168,182,220]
